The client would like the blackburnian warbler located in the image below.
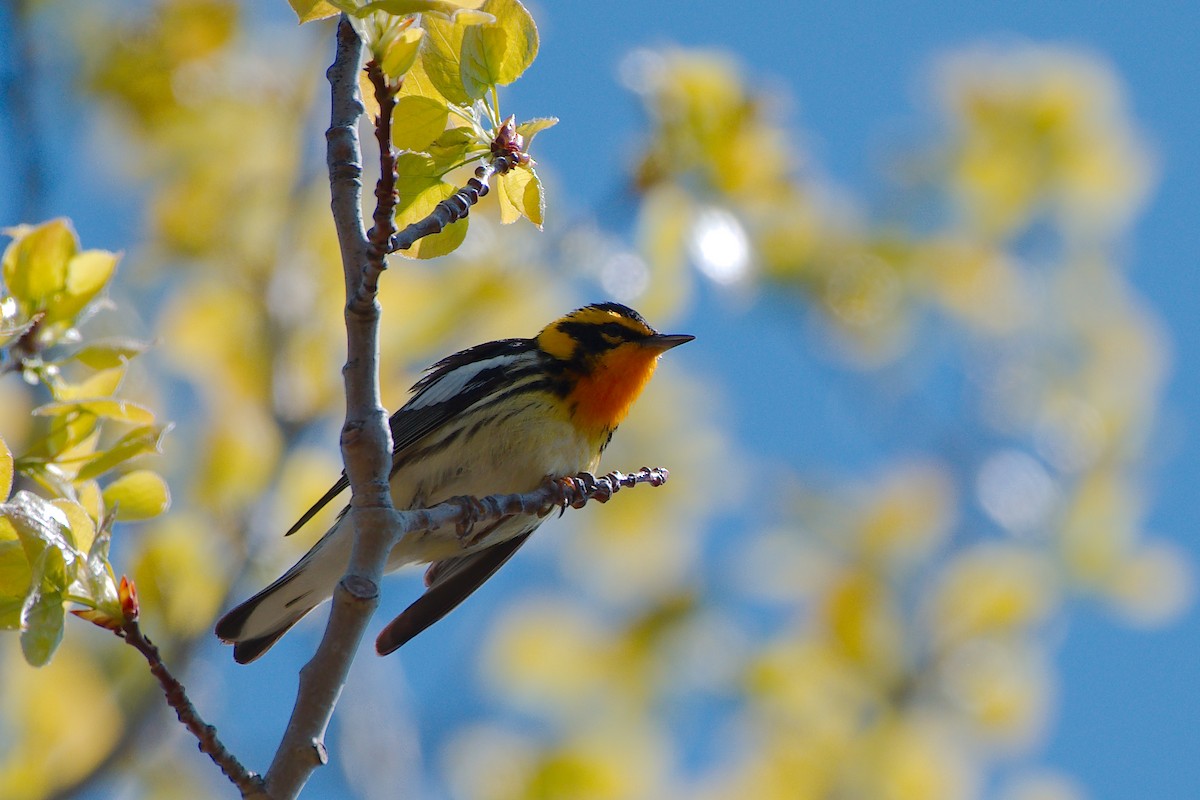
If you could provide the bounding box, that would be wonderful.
[215,303,692,663]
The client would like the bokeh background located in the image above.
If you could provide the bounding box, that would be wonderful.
[2,1,1198,798]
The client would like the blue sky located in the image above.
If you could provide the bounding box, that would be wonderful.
[517,3,1200,797]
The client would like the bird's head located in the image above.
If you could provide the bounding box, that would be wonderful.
[536,302,693,436]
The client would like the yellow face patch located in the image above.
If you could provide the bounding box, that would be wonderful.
[535,305,657,361]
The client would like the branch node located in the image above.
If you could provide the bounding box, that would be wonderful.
[341,574,380,601]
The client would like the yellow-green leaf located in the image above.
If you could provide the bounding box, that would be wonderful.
[417,9,473,105]
[473,0,537,85]
[382,26,425,79]
[0,435,11,501]
[397,151,446,205]
[288,0,342,22]
[53,366,126,401]
[497,165,544,227]
[359,0,487,19]
[396,182,469,258]
[51,499,96,557]
[460,22,508,99]
[77,424,171,482]
[69,337,151,370]
[43,249,119,324]
[2,219,77,310]
[397,46,450,106]
[516,116,557,144]
[428,126,482,171]
[102,470,171,521]
[33,398,155,426]
[393,94,450,151]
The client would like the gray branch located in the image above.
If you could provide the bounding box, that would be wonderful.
[261,17,399,799]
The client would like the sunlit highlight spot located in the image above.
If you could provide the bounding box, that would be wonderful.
[976,450,1058,534]
[688,207,750,284]
[598,252,649,302]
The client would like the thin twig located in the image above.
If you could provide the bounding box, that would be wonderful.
[388,162,495,253]
[364,59,398,275]
[119,620,264,797]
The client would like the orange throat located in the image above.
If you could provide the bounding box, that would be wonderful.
[567,347,661,438]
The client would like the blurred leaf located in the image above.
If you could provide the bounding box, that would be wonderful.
[381,26,425,79]
[393,94,450,151]
[52,366,126,401]
[33,398,156,426]
[102,470,171,521]
[20,546,68,666]
[43,249,119,324]
[76,423,171,482]
[68,337,151,370]
[1,219,76,311]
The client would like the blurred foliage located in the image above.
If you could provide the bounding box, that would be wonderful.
[0,3,1188,800]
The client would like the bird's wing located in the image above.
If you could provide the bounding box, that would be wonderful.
[374,530,533,655]
[285,339,540,536]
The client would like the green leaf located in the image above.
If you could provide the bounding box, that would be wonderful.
[396,151,447,205]
[497,164,544,228]
[33,398,156,426]
[288,0,343,22]
[397,48,451,106]
[76,423,171,482]
[426,126,481,170]
[397,182,469,258]
[20,546,66,666]
[463,0,537,88]
[416,10,473,105]
[460,23,508,99]
[102,470,171,521]
[2,219,77,311]
[68,337,151,370]
[381,26,425,79]
[516,116,557,144]
[358,0,488,19]
[393,95,450,152]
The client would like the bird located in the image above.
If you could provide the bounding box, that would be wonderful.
[215,302,692,663]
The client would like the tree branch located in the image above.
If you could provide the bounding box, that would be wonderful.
[263,17,398,799]
[119,620,264,797]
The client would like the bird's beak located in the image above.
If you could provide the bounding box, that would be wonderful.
[645,333,695,352]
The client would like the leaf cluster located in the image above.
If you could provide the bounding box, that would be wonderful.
[316,0,555,256]
[1,220,169,666]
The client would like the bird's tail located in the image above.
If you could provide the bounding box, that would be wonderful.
[215,533,348,664]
